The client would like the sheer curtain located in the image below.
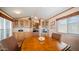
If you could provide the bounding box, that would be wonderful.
[0,17,12,41]
[57,15,79,34]
[0,17,4,40]
[68,15,79,34]
[57,19,67,33]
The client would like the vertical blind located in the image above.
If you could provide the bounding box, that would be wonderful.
[0,17,12,41]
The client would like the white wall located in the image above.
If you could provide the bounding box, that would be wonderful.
[48,19,57,37]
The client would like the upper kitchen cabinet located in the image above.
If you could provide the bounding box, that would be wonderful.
[13,17,31,28]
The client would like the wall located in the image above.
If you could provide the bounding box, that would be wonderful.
[48,19,57,37]
[48,7,79,51]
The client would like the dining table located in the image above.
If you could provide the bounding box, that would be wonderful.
[21,35,68,51]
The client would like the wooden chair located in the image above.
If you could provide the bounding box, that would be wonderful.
[1,36,20,51]
[52,33,61,42]
[52,33,71,51]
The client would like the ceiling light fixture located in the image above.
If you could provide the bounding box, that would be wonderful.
[34,16,38,19]
[13,10,21,14]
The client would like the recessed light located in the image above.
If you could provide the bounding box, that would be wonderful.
[13,10,21,14]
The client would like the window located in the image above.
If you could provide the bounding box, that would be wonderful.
[57,15,79,34]
[57,19,67,33]
[68,15,79,34]
[0,17,12,41]
[0,17,4,40]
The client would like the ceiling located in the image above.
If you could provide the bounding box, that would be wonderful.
[0,7,71,19]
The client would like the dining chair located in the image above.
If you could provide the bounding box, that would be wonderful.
[1,36,20,51]
[52,33,61,42]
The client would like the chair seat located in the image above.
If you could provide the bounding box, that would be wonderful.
[1,36,19,51]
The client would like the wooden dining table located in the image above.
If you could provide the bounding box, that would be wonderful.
[21,35,67,51]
